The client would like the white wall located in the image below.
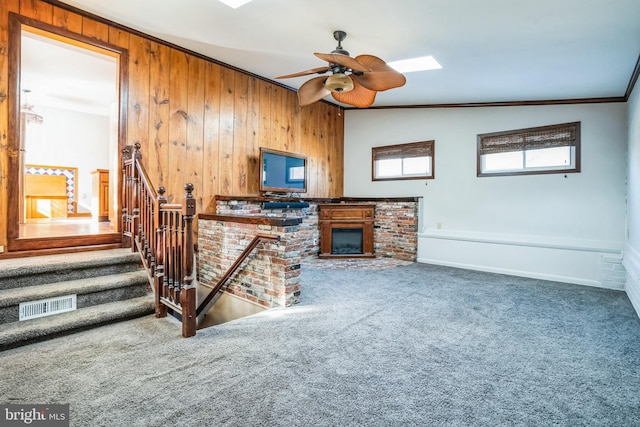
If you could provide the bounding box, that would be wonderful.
[624,83,640,315]
[24,106,111,213]
[344,103,628,287]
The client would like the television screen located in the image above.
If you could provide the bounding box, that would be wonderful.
[259,148,307,193]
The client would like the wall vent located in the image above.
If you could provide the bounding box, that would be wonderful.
[19,295,77,321]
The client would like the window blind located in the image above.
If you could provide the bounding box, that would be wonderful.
[478,122,580,155]
[373,140,433,161]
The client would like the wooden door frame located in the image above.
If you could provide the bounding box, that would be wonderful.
[7,12,128,253]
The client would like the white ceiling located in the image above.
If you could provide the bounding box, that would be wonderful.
[42,0,640,108]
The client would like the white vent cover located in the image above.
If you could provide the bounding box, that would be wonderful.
[19,294,77,321]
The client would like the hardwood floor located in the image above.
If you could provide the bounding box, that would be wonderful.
[19,218,116,238]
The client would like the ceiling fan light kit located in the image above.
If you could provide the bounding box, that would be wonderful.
[324,73,354,92]
[275,30,406,108]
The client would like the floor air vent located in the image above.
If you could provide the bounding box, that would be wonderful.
[19,295,77,321]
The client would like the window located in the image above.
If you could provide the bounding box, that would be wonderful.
[372,140,434,181]
[477,122,580,177]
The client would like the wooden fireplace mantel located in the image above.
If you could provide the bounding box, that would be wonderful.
[318,204,375,259]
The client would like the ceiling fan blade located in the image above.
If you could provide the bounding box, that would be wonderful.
[352,54,407,91]
[297,76,331,106]
[314,52,372,73]
[275,66,331,79]
[331,79,377,108]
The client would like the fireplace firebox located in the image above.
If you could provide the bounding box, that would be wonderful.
[332,227,363,254]
[318,204,375,258]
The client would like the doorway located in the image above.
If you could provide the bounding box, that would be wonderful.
[8,14,128,253]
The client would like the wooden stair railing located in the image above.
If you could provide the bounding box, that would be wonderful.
[196,234,280,317]
[122,143,196,337]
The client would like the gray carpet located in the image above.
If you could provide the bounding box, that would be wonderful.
[1,262,639,426]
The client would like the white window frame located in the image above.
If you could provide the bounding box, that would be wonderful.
[372,140,435,181]
[477,122,581,177]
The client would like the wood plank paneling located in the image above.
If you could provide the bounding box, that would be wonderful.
[108,26,129,50]
[301,103,319,196]
[317,106,330,197]
[148,41,170,188]
[329,106,343,196]
[218,66,235,196]
[270,85,287,153]
[51,5,81,33]
[127,34,150,167]
[186,55,205,210]
[81,16,108,42]
[288,91,301,155]
[202,61,221,210]
[167,48,188,204]
[0,0,344,249]
[258,81,273,150]
[246,76,260,195]
[232,72,249,196]
[19,0,52,23]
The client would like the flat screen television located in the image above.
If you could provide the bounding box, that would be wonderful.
[259,147,307,193]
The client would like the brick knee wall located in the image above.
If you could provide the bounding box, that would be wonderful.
[198,219,302,308]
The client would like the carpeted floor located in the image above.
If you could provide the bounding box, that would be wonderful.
[1,262,639,426]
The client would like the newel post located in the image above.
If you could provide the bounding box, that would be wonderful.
[154,186,168,319]
[180,183,197,338]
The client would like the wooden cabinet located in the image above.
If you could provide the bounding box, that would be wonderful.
[92,169,109,222]
[318,204,375,258]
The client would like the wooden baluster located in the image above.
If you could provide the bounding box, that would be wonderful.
[174,213,183,306]
[180,183,197,338]
[167,211,176,303]
[172,211,180,303]
[154,187,168,318]
[144,189,153,266]
[138,188,145,253]
[161,211,171,300]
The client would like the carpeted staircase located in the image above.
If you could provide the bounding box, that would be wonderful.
[0,248,154,351]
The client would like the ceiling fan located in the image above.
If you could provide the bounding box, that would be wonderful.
[275,30,406,108]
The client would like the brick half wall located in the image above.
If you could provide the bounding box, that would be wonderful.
[198,215,304,308]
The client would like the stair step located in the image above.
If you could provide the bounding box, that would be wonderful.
[0,248,142,290]
[0,295,154,351]
[0,270,150,324]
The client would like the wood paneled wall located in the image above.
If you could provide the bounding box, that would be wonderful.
[0,0,344,248]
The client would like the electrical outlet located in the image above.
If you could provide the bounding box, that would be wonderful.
[0,245,4,252]
[436,222,442,229]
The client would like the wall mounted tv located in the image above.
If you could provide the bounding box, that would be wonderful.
[259,147,307,193]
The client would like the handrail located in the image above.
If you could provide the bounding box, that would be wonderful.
[196,233,280,316]
[122,143,197,337]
